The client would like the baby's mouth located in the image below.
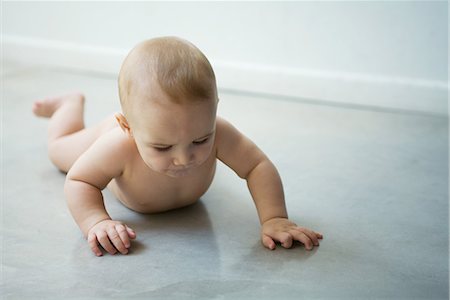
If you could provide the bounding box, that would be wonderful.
[167,165,196,177]
[167,169,190,177]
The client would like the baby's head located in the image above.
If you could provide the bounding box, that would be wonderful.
[118,36,218,116]
[117,37,218,177]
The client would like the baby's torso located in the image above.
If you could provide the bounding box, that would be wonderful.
[107,137,217,213]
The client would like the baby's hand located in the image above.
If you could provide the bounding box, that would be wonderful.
[87,219,136,256]
[261,217,323,250]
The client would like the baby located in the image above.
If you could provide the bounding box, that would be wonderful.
[33,36,323,256]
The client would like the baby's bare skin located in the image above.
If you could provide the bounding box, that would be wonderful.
[105,125,217,214]
[35,91,323,256]
[34,38,323,257]
[34,94,216,213]
[35,91,323,257]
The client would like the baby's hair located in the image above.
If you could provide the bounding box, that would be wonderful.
[118,36,217,115]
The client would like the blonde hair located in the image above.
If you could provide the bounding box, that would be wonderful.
[118,37,217,116]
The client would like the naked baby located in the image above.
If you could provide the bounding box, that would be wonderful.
[33,36,323,256]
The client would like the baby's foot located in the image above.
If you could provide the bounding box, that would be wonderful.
[32,92,85,118]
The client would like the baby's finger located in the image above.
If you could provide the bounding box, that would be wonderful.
[262,234,276,250]
[291,231,313,250]
[88,233,103,257]
[107,227,128,255]
[115,224,131,250]
[296,228,320,246]
[271,232,293,249]
[97,231,117,255]
[125,225,136,239]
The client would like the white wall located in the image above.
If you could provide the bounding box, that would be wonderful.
[3,1,448,115]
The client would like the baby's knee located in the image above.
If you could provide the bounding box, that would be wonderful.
[48,141,71,173]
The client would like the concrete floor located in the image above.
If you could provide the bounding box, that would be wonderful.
[2,62,449,299]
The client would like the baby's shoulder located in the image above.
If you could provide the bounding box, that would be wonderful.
[215,116,233,135]
[214,116,244,149]
[94,127,137,160]
[67,127,137,185]
[214,116,228,145]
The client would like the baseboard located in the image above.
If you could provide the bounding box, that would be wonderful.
[2,35,126,75]
[3,35,448,116]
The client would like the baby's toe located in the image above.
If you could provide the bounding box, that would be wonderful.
[32,102,42,115]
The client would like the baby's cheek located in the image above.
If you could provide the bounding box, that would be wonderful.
[147,157,169,171]
[196,146,213,164]
[139,152,167,171]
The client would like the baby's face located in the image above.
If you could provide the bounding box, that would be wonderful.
[130,96,217,178]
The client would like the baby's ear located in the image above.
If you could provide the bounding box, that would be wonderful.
[114,113,133,138]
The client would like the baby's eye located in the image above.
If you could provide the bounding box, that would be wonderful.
[193,137,209,145]
[153,146,172,152]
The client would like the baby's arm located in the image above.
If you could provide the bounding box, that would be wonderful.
[65,129,135,256]
[216,118,322,250]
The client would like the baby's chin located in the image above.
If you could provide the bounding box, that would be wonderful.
[144,163,194,178]
[165,168,192,178]
[144,158,209,178]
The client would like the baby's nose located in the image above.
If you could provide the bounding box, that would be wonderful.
[173,151,194,166]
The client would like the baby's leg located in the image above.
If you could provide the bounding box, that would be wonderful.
[33,92,117,173]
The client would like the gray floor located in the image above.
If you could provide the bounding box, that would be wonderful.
[2,61,449,299]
